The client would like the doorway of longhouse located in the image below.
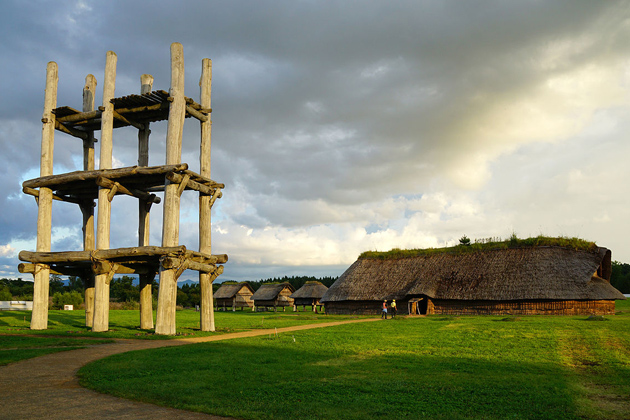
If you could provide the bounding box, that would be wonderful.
[408,297,429,315]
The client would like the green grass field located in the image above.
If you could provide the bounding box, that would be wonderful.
[0,308,365,339]
[3,303,630,419]
[76,301,630,420]
[0,335,115,365]
[0,308,363,365]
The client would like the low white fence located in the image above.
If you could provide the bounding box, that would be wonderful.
[0,301,33,311]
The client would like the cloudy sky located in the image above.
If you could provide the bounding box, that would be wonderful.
[1,1,629,282]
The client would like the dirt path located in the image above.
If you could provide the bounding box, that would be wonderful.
[0,318,378,419]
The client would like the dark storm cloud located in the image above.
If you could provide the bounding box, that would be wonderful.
[1,1,629,279]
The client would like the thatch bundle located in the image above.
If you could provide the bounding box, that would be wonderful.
[321,246,624,316]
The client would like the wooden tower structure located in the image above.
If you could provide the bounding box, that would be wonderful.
[18,43,227,335]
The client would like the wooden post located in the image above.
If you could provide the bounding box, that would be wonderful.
[138,74,154,330]
[93,51,117,332]
[82,74,97,327]
[156,43,186,335]
[31,62,58,330]
[198,58,216,332]
[138,74,153,168]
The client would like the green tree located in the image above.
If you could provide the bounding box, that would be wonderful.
[176,289,189,307]
[49,274,65,294]
[52,291,84,309]
[67,276,84,292]
[0,286,12,301]
[1,278,33,300]
[611,261,630,294]
[110,276,139,302]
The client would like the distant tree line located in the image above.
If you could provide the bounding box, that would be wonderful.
[244,275,337,292]
[612,261,630,294]
[0,275,82,309]
[0,278,34,301]
[1,275,341,309]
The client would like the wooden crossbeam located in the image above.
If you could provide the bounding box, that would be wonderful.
[22,187,82,205]
[112,109,145,130]
[104,263,120,285]
[114,102,168,115]
[23,163,189,189]
[91,260,156,275]
[18,263,86,277]
[166,172,217,196]
[96,176,161,203]
[210,265,225,281]
[185,104,208,122]
[19,245,187,264]
[161,256,223,274]
[55,120,89,140]
[176,174,190,197]
[182,170,224,188]
[55,109,102,124]
[186,252,228,264]
[209,188,222,208]
[106,182,119,202]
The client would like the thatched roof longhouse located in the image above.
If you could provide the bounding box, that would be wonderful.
[321,245,624,316]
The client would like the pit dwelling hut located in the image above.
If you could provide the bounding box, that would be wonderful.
[321,240,625,316]
[214,282,254,311]
[290,281,328,312]
[252,282,295,312]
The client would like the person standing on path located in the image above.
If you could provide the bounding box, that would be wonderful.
[382,300,388,319]
[391,299,397,318]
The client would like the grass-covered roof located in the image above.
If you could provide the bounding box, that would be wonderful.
[359,236,598,260]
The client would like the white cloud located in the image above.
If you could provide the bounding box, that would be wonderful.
[2,1,630,282]
[0,244,15,257]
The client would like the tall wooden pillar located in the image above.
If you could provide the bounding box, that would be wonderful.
[93,51,117,332]
[199,58,215,331]
[31,62,58,330]
[156,43,186,335]
[138,74,154,330]
[81,74,97,327]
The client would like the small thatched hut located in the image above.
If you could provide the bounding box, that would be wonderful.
[321,244,625,316]
[214,282,255,311]
[290,281,329,312]
[252,282,295,312]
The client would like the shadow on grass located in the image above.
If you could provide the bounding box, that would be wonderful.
[79,339,593,420]
[0,310,32,327]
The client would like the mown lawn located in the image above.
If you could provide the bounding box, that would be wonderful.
[0,308,364,339]
[79,301,630,420]
[0,308,365,365]
[0,335,114,366]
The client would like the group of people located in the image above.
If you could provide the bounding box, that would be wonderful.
[381,299,397,319]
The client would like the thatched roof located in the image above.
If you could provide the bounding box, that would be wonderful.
[214,282,254,299]
[290,281,329,299]
[321,246,625,303]
[252,282,295,301]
